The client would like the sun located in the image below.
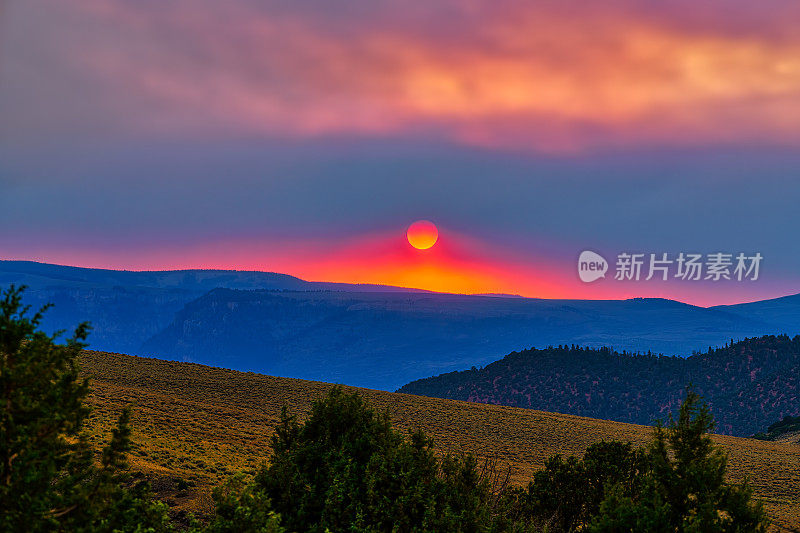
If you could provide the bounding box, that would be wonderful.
[407,220,438,250]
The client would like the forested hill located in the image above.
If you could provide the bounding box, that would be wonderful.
[398,335,800,436]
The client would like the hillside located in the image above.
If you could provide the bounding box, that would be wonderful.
[78,350,800,531]
[754,415,800,443]
[399,335,800,436]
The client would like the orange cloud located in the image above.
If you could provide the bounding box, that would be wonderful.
[11,0,800,151]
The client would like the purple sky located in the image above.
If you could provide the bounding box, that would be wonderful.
[1,0,799,305]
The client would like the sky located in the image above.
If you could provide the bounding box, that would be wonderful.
[1,0,800,306]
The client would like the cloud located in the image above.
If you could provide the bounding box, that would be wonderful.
[3,0,800,151]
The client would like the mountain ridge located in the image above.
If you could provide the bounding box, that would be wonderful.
[3,260,800,391]
[398,334,800,436]
[139,288,792,390]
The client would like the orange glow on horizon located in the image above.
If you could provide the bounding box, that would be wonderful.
[8,228,790,307]
[275,229,572,298]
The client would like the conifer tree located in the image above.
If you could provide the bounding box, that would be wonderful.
[0,285,170,532]
[589,388,768,532]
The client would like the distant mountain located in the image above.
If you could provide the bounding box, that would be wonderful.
[713,294,800,335]
[398,335,800,436]
[0,260,430,293]
[3,261,800,392]
[0,260,426,353]
[140,289,786,390]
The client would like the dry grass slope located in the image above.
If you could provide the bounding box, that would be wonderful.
[79,351,800,531]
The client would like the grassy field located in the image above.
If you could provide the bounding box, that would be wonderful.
[79,350,800,531]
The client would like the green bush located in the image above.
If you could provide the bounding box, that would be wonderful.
[210,386,517,532]
[518,440,647,530]
[588,389,768,532]
[467,388,768,533]
[209,386,769,533]
[204,473,284,533]
[259,387,497,531]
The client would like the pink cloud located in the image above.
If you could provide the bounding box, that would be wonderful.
[3,0,800,151]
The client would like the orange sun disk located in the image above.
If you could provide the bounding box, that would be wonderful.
[407,220,439,250]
